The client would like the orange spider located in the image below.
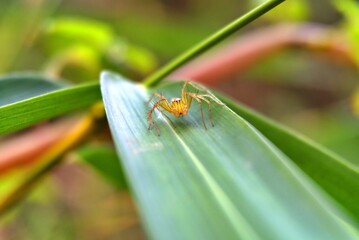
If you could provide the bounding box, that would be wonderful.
[147,81,223,136]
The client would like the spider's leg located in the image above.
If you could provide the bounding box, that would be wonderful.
[146,93,155,104]
[146,92,165,104]
[147,97,173,136]
[197,94,223,105]
[182,80,189,93]
[196,95,214,127]
[157,108,176,128]
[147,106,161,136]
[148,99,166,136]
[199,94,224,127]
[186,81,207,92]
[198,99,206,130]
[187,93,207,130]
[187,81,223,106]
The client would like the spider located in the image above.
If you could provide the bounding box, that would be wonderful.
[147,81,223,136]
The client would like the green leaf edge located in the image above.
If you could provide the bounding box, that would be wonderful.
[0,82,101,136]
[0,73,66,106]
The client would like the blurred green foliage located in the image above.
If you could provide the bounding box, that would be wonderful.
[334,0,359,65]
[41,17,158,81]
[253,0,309,21]
[77,144,127,190]
[44,17,114,52]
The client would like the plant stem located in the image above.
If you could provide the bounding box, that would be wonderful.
[143,0,285,87]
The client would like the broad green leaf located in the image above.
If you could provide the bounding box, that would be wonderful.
[220,94,359,222]
[0,74,65,106]
[100,71,356,240]
[77,144,127,189]
[0,82,101,136]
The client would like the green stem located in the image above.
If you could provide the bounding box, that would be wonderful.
[143,0,285,87]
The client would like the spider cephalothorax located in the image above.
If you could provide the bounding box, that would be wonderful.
[147,81,222,135]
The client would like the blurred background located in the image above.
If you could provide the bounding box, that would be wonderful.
[0,0,358,239]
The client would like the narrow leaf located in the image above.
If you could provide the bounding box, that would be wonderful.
[143,0,285,86]
[0,82,101,136]
[0,74,65,106]
[101,71,356,240]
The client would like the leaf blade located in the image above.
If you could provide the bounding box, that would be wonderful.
[220,94,359,222]
[101,71,356,240]
[0,82,101,136]
[0,74,66,107]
